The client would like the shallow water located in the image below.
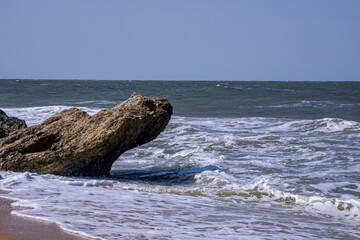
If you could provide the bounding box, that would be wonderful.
[0,80,360,239]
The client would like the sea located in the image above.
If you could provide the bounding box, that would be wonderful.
[0,79,359,240]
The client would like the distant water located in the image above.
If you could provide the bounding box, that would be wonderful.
[0,79,360,239]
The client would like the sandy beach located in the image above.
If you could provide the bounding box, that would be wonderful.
[0,192,91,240]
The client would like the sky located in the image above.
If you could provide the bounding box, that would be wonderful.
[0,0,359,81]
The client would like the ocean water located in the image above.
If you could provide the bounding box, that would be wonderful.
[0,79,360,239]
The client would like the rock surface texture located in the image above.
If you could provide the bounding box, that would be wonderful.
[0,93,172,176]
[0,110,27,138]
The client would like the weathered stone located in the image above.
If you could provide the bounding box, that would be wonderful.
[0,93,172,177]
[0,110,27,138]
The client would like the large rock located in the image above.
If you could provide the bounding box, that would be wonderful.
[0,110,27,138]
[0,93,172,177]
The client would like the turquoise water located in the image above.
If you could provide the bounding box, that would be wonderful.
[0,79,360,239]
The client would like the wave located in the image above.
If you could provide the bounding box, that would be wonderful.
[168,116,360,133]
[116,168,360,221]
[193,171,360,220]
[2,170,359,223]
[1,106,101,126]
[1,169,360,239]
[2,106,359,133]
[267,118,360,134]
[262,100,360,109]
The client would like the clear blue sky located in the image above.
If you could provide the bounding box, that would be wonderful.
[0,0,359,81]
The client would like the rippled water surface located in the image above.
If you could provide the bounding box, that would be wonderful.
[0,80,359,239]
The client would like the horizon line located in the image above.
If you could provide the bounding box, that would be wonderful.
[1,78,359,82]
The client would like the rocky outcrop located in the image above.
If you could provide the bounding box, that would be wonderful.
[0,110,27,138]
[0,93,172,177]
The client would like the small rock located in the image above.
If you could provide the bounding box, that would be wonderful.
[0,109,27,138]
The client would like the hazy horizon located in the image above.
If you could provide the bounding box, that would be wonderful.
[1,78,359,82]
[1,0,359,81]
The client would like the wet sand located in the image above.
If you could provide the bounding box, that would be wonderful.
[0,194,92,240]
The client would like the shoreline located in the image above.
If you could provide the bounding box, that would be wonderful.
[0,192,93,240]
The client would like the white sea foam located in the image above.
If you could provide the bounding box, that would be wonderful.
[267,118,360,134]
[312,118,360,133]
[192,171,360,220]
[1,170,359,240]
[0,171,275,239]
[1,106,101,126]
